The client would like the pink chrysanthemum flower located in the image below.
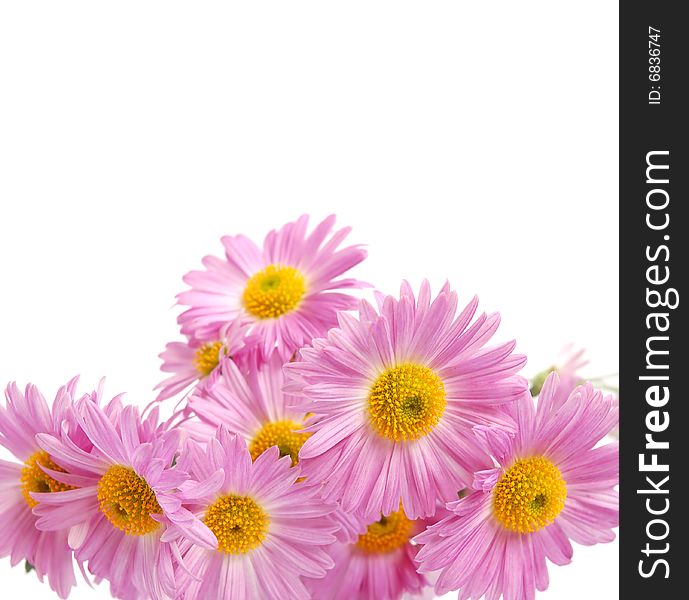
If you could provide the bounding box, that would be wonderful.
[0,380,82,598]
[177,214,368,362]
[414,373,619,600]
[154,320,250,402]
[170,429,338,600]
[32,392,214,600]
[187,354,310,465]
[155,338,222,402]
[307,507,431,600]
[284,280,527,520]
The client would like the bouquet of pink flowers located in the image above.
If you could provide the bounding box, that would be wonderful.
[1,215,618,600]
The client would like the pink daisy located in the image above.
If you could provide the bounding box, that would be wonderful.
[170,428,338,600]
[0,380,82,598]
[187,353,311,465]
[154,320,250,402]
[31,391,214,600]
[284,280,527,521]
[414,372,619,600]
[307,506,431,600]
[177,214,368,362]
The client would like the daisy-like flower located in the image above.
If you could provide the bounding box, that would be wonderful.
[177,214,368,362]
[414,373,619,600]
[155,339,225,403]
[154,320,250,402]
[307,507,431,600]
[187,353,310,465]
[171,428,338,600]
[284,280,527,520]
[0,380,82,599]
[31,392,214,600]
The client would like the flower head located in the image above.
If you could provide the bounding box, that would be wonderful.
[0,380,82,598]
[285,280,527,520]
[188,353,310,465]
[414,373,619,600]
[31,389,212,600]
[171,429,338,600]
[177,214,367,362]
[154,319,250,402]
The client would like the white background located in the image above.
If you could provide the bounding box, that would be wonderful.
[0,2,618,599]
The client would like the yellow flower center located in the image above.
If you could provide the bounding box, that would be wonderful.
[204,495,269,555]
[194,341,223,376]
[20,451,76,508]
[355,509,413,554]
[242,264,306,320]
[248,419,311,466]
[368,363,446,442]
[97,465,162,536]
[492,456,567,534]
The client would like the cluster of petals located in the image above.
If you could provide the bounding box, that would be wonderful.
[176,214,368,364]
